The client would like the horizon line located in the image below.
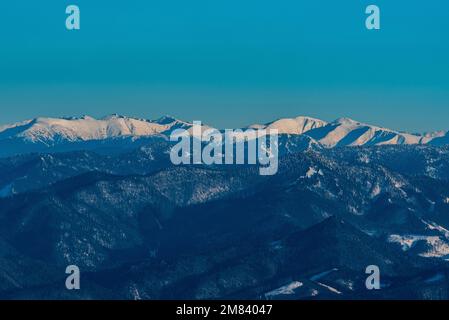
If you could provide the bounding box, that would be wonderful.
[0,113,446,136]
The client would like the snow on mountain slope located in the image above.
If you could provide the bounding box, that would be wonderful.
[250,116,328,135]
[388,234,449,259]
[0,114,448,158]
[265,281,303,298]
[306,118,424,147]
[243,116,446,148]
[0,120,34,134]
[0,115,200,144]
[9,115,163,143]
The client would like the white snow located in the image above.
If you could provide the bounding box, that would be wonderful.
[130,284,142,300]
[359,154,371,164]
[302,167,323,179]
[265,281,303,297]
[336,279,355,291]
[315,118,423,148]
[421,238,449,259]
[0,119,34,134]
[421,219,449,239]
[388,234,449,258]
[1,115,198,144]
[371,184,382,197]
[1,114,447,149]
[251,116,328,135]
[316,282,342,295]
[388,234,421,251]
[306,167,317,178]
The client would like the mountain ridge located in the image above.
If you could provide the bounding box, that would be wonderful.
[0,114,448,158]
[1,146,448,299]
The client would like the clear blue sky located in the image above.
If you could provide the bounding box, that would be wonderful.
[0,0,448,132]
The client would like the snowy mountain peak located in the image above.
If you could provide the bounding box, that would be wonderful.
[154,115,186,125]
[101,114,129,120]
[0,113,448,158]
[0,115,177,144]
[251,116,328,135]
[307,117,424,147]
[333,117,361,125]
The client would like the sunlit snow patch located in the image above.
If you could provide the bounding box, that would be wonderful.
[302,167,324,179]
[388,234,449,259]
[265,281,303,298]
[316,282,342,295]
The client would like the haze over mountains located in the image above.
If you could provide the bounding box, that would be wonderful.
[0,114,448,158]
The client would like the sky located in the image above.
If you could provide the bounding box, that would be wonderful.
[0,0,448,132]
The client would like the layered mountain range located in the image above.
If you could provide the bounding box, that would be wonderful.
[1,114,449,299]
[0,114,448,158]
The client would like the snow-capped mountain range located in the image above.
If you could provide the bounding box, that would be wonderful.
[0,114,448,157]
[0,115,190,143]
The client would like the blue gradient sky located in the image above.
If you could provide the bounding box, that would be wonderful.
[0,0,448,132]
